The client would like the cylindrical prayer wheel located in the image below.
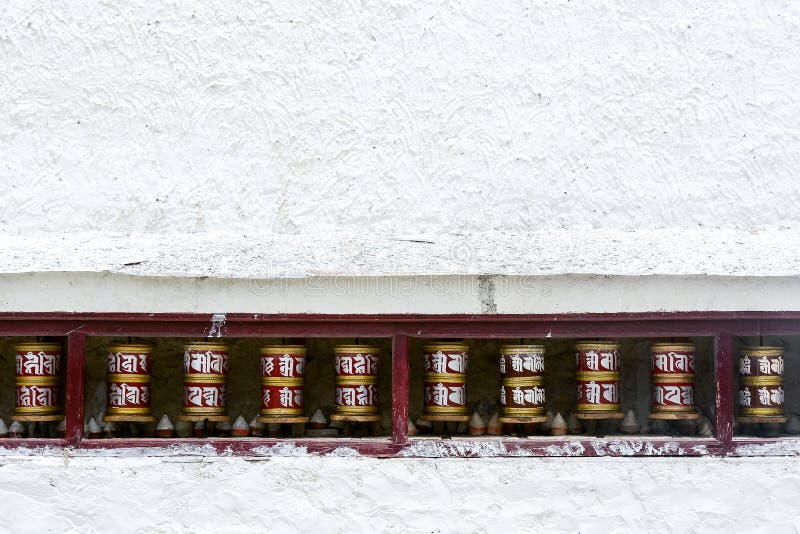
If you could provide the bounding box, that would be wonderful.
[106,343,155,421]
[499,344,545,417]
[423,343,469,419]
[650,343,696,414]
[333,345,379,416]
[182,342,228,418]
[14,342,63,420]
[739,346,784,417]
[574,341,621,414]
[260,345,306,417]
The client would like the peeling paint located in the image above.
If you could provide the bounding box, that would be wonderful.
[732,440,800,456]
[326,447,362,457]
[207,313,227,337]
[543,441,587,457]
[250,442,310,457]
[399,439,511,457]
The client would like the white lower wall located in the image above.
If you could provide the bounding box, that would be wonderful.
[0,454,797,533]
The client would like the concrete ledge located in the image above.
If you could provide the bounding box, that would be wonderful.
[1,228,799,279]
[1,272,799,314]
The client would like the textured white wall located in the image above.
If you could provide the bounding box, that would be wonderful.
[1,454,799,533]
[2,1,799,237]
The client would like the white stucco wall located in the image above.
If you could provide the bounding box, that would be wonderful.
[1,454,799,533]
[2,0,799,274]
[3,1,800,531]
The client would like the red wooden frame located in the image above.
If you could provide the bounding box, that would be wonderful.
[0,311,798,457]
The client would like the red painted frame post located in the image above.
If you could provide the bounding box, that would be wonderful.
[714,333,733,449]
[65,332,86,446]
[392,334,409,445]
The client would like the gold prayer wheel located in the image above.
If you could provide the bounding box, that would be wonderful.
[499,344,545,419]
[181,342,229,421]
[260,345,307,420]
[104,343,156,422]
[649,342,697,416]
[422,343,469,421]
[333,345,380,418]
[739,346,784,418]
[14,342,64,422]
[574,341,621,416]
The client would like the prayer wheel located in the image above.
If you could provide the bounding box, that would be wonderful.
[499,344,546,419]
[574,341,621,415]
[739,346,784,418]
[14,342,63,421]
[181,342,229,420]
[649,343,696,415]
[105,343,155,422]
[422,343,469,421]
[260,345,306,420]
[333,345,379,418]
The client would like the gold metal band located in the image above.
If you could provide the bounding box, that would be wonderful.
[651,404,696,412]
[334,406,379,414]
[500,344,545,354]
[424,372,466,382]
[184,342,228,351]
[15,406,60,413]
[107,407,152,414]
[108,344,153,353]
[15,376,59,386]
[183,375,227,383]
[260,345,306,355]
[575,403,621,412]
[650,343,694,352]
[742,376,783,386]
[15,343,62,352]
[740,346,784,357]
[261,377,304,386]
[261,408,303,415]
[652,374,695,383]
[107,373,150,383]
[575,341,618,351]
[336,376,378,386]
[334,345,379,354]
[576,371,619,381]
[741,407,784,416]
[181,407,226,414]
[424,405,467,414]
[423,343,468,353]
[502,377,544,387]
[501,407,545,415]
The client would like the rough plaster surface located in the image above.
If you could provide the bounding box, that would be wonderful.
[3,229,800,278]
[2,1,800,278]
[0,455,797,533]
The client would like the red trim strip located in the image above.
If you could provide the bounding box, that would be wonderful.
[0,311,795,457]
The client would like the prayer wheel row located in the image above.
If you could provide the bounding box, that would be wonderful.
[104,342,383,423]
[9,340,786,429]
[423,341,704,421]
